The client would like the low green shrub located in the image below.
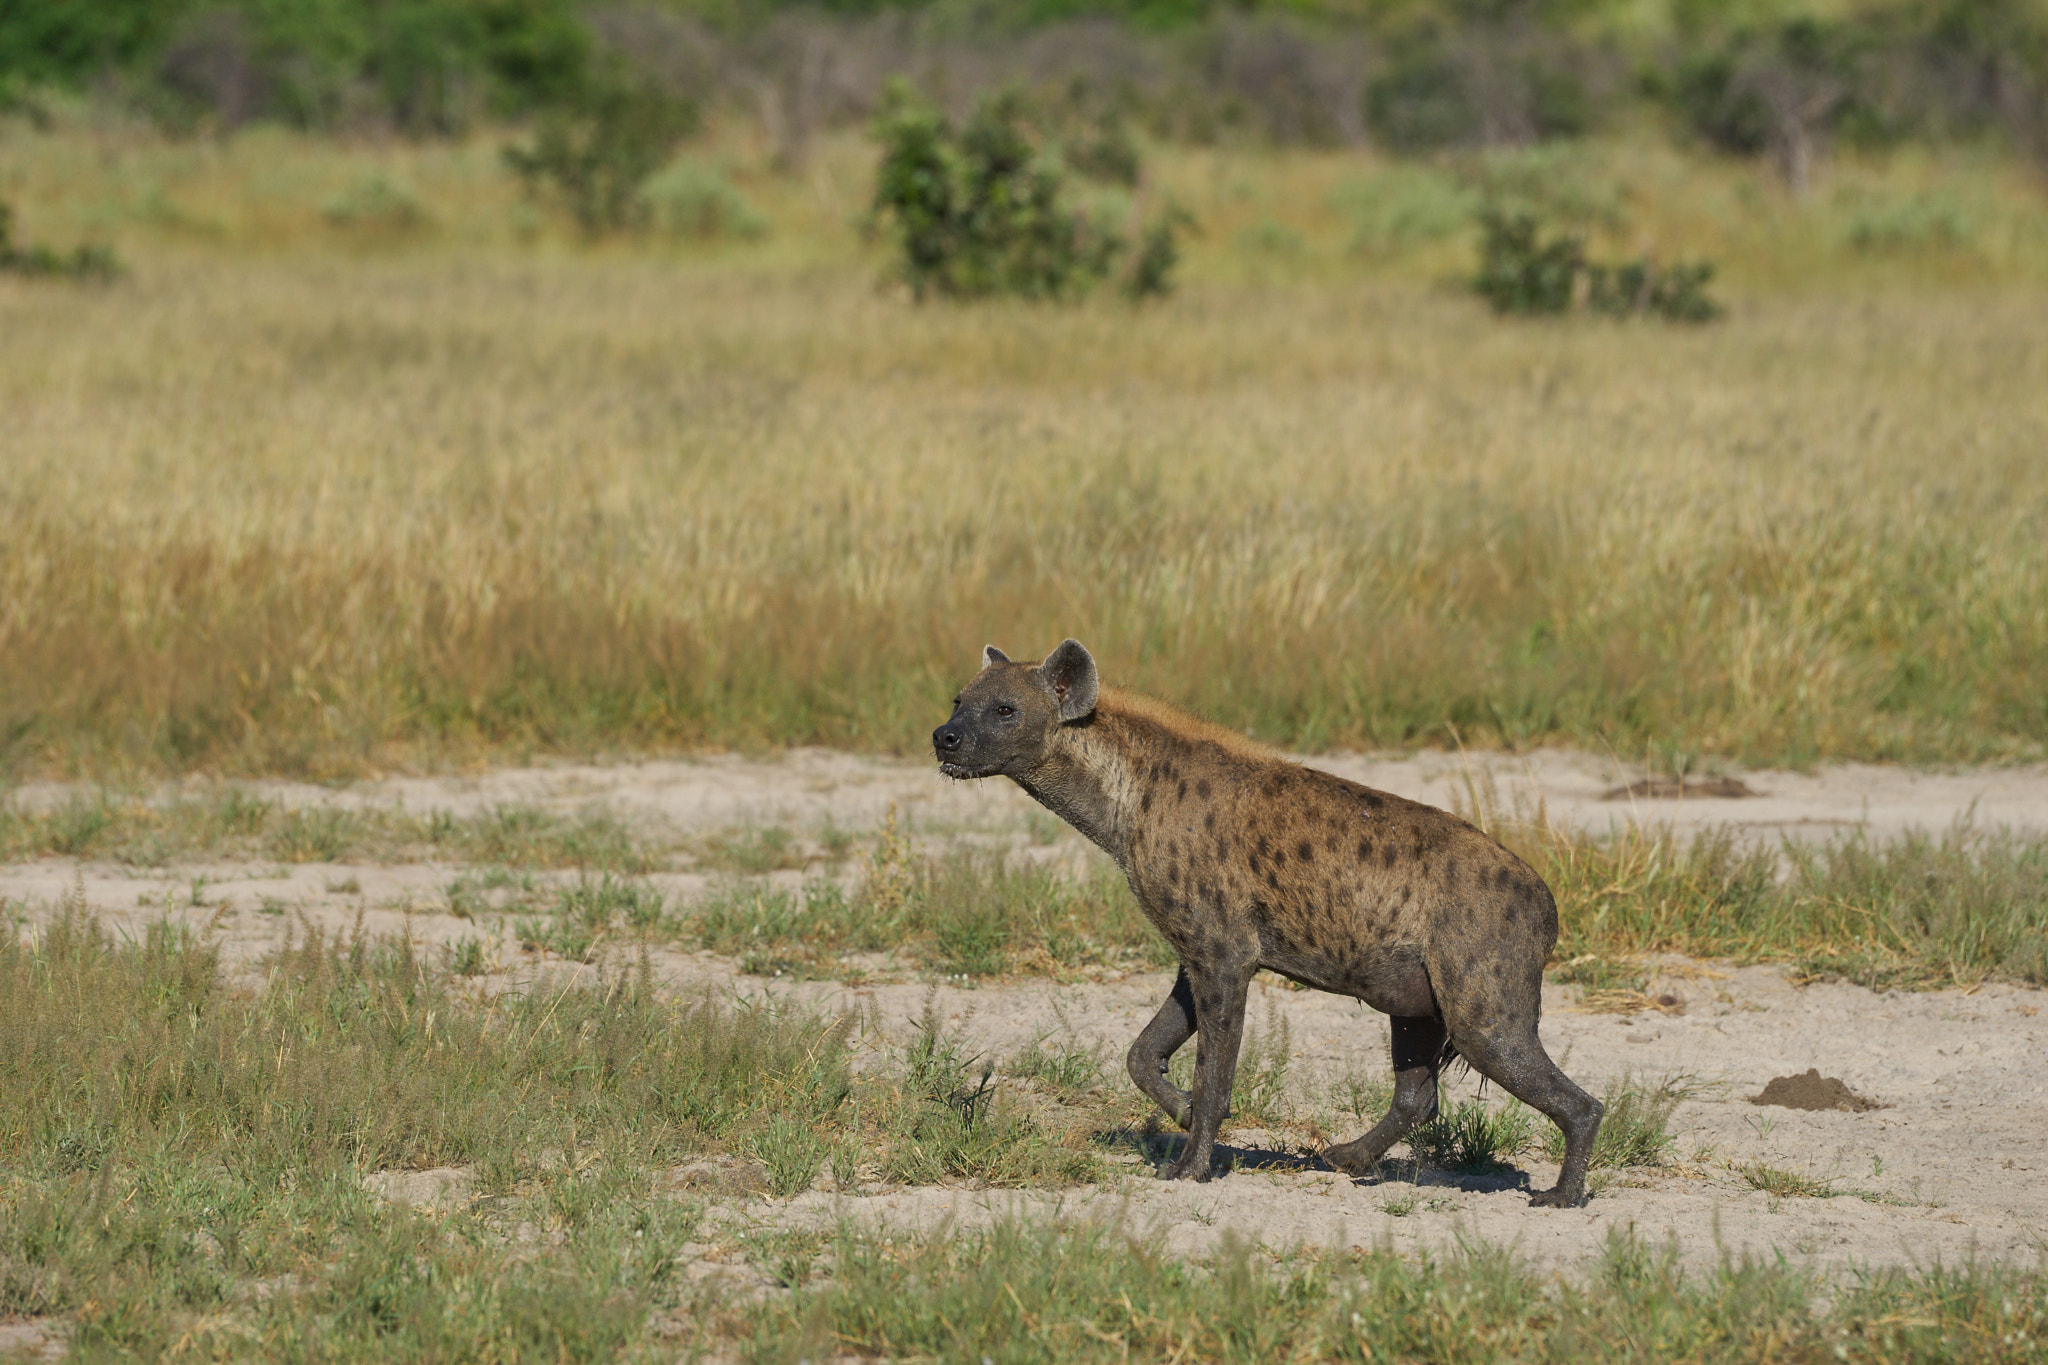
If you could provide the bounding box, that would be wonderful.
[0,202,121,281]
[1474,208,1720,322]
[504,71,698,235]
[1332,165,1479,256]
[639,159,768,241]
[320,175,428,234]
[869,84,1189,302]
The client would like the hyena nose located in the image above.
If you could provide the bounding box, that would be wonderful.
[933,725,962,753]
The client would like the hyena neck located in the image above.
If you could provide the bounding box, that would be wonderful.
[1010,723,1142,868]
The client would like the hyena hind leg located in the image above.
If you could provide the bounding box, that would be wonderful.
[1457,1025,1604,1207]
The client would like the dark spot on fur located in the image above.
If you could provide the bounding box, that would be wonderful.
[1141,792,1153,814]
[1265,871,1280,891]
[1297,840,1314,863]
[1177,779,1188,801]
[1256,834,1270,857]
[1357,839,1372,861]
[1380,845,1398,869]
[1197,779,1212,800]
[1362,792,1383,810]
[1503,902,1518,926]
[1205,811,1216,834]
[1399,886,1412,904]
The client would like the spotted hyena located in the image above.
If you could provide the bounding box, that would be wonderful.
[932,639,1604,1206]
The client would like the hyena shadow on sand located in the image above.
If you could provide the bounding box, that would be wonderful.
[933,639,1603,1207]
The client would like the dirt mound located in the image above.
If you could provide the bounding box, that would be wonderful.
[1749,1069,1882,1112]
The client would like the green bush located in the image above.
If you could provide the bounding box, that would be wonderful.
[639,159,769,241]
[869,84,1188,302]
[1473,209,1720,323]
[1332,166,1479,256]
[504,70,699,235]
[1840,188,1980,253]
[320,175,428,234]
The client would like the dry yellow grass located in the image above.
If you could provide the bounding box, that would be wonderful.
[1,116,2045,776]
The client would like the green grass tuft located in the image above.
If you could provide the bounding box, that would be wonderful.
[1411,1097,1538,1174]
[1542,1073,1694,1173]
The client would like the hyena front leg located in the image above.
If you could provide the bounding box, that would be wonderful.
[1160,958,1255,1182]
[1127,966,1197,1129]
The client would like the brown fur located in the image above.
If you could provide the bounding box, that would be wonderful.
[934,640,1605,1206]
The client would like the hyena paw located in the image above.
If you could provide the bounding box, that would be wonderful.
[1528,1183,1584,1208]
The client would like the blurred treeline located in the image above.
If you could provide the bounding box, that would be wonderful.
[2,0,2045,178]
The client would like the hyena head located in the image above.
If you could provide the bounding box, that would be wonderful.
[932,639,1099,780]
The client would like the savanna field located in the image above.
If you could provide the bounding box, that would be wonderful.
[7,11,2048,1356]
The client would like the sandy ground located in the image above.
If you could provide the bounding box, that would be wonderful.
[7,749,2048,1285]
[13,745,2048,843]
[698,962,2048,1279]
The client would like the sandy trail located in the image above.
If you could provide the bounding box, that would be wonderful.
[12,746,2048,841]
[7,749,2048,1280]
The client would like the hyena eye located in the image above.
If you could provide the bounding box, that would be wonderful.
[997,705,1014,717]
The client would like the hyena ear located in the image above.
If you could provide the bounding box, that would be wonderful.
[981,645,1011,670]
[1038,639,1099,722]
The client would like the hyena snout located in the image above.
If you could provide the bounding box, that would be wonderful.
[933,717,1003,778]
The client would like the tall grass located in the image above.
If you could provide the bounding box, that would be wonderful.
[0,912,851,1179]
[1,126,2045,777]
[0,909,1113,1357]
[1521,820,2048,989]
[746,1218,2048,1365]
